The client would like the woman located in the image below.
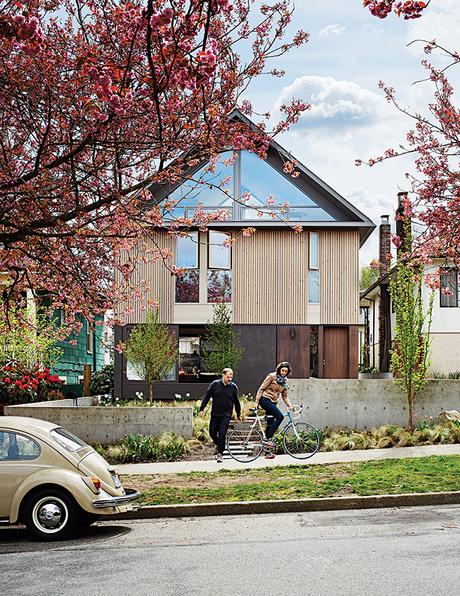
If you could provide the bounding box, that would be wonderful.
[255,361,294,459]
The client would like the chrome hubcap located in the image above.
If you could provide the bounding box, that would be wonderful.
[37,503,63,529]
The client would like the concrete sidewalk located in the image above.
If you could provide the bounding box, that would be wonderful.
[116,443,460,475]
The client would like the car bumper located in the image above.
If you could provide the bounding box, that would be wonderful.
[93,488,141,511]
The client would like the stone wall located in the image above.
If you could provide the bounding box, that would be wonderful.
[287,379,460,429]
[5,399,193,444]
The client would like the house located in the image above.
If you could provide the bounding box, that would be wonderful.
[114,112,375,398]
[360,193,460,376]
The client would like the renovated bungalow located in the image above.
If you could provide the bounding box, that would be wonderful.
[114,112,375,398]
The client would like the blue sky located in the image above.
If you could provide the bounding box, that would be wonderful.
[245,0,460,265]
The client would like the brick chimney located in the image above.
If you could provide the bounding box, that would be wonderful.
[396,191,412,257]
[379,214,391,276]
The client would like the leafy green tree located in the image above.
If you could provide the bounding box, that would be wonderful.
[390,221,434,430]
[0,298,63,368]
[125,309,177,404]
[202,303,243,374]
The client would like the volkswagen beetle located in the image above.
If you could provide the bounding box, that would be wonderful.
[0,416,140,540]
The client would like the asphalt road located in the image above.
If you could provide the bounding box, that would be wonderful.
[1,505,459,596]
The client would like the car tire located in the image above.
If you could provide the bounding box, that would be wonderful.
[23,488,80,541]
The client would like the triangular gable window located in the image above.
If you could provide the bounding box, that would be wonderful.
[240,151,335,222]
[162,152,234,220]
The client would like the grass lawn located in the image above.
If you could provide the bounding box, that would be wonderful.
[122,455,460,506]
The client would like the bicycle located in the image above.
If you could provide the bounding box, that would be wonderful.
[226,404,320,463]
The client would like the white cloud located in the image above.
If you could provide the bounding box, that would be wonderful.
[272,76,414,264]
[274,75,393,128]
[318,24,345,38]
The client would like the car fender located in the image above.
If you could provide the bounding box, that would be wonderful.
[10,468,97,523]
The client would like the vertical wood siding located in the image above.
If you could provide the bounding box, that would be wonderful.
[116,232,175,323]
[233,230,309,323]
[319,230,359,324]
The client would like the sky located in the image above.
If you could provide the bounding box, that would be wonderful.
[244,0,460,266]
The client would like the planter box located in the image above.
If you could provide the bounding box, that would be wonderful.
[5,398,193,444]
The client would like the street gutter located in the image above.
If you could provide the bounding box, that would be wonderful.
[110,490,460,520]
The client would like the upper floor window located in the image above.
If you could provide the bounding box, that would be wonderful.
[440,269,458,308]
[308,232,320,304]
[208,231,232,303]
[309,232,319,270]
[240,151,336,222]
[164,152,234,220]
[176,232,199,303]
[161,151,338,223]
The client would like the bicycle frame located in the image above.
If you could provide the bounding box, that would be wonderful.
[248,405,303,441]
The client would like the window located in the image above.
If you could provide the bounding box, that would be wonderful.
[86,319,93,354]
[176,232,199,303]
[240,151,335,222]
[308,232,320,304]
[440,269,458,308]
[0,432,41,461]
[309,232,319,269]
[163,152,235,220]
[308,271,320,304]
[178,336,202,381]
[50,428,87,452]
[208,231,232,302]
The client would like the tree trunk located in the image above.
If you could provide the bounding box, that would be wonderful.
[407,387,414,431]
[149,383,153,405]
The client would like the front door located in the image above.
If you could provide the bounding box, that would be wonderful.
[322,327,349,378]
[276,326,310,378]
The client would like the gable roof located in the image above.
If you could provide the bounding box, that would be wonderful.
[148,109,375,246]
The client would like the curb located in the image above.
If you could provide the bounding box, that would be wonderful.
[108,491,460,521]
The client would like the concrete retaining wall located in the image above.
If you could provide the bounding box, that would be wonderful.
[5,399,193,444]
[288,379,460,429]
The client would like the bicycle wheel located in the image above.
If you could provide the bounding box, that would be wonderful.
[226,426,264,463]
[282,422,320,459]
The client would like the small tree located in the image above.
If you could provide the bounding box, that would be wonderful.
[125,309,177,404]
[390,221,434,430]
[202,303,243,374]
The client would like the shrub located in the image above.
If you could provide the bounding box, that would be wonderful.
[89,364,114,396]
[0,362,63,405]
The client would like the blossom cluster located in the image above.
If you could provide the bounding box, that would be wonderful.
[0,363,63,405]
[363,0,427,19]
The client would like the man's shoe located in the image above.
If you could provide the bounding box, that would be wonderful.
[216,453,224,463]
[265,452,275,459]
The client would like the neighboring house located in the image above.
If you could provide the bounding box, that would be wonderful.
[114,111,375,398]
[360,194,460,375]
[51,310,108,396]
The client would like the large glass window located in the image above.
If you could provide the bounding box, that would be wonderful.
[240,151,335,222]
[163,152,235,220]
[308,270,320,304]
[440,269,458,308]
[208,231,231,302]
[176,233,198,269]
[176,232,199,303]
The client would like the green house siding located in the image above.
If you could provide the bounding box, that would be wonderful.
[52,315,105,386]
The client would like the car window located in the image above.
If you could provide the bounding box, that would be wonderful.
[50,428,88,452]
[0,431,41,461]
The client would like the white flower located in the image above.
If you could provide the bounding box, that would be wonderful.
[174,393,182,399]
[185,393,190,398]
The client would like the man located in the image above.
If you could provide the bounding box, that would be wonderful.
[199,368,241,462]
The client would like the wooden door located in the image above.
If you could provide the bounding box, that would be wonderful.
[322,327,349,378]
[276,326,310,378]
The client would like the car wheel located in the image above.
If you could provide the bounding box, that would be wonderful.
[24,489,80,541]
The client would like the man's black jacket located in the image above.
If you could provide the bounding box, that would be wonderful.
[199,379,241,418]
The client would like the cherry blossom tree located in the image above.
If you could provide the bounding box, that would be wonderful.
[363,1,430,20]
[0,0,309,326]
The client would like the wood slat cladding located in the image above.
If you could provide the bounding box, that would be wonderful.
[116,232,175,324]
[233,230,309,324]
[319,230,359,324]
